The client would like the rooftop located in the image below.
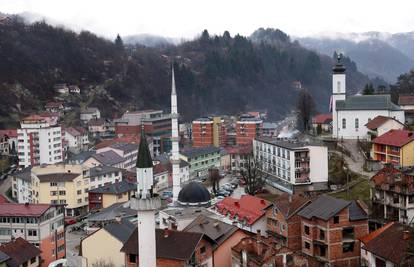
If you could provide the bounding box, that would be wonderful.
[110,142,138,153]
[255,137,311,150]
[370,165,414,194]
[215,195,272,226]
[0,238,41,267]
[103,219,136,244]
[312,114,332,124]
[11,167,32,182]
[91,150,125,166]
[0,203,52,217]
[398,94,414,106]
[87,202,136,222]
[87,165,122,178]
[88,180,136,195]
[272,193,311,219]
[36,172,80,182]
[372,129,414,147]
[121,228,204,261]
[0,129,17,138]
[181,146,221,158]
[365,115,404,131]
[81,107,99,114]
[336,95,401,111]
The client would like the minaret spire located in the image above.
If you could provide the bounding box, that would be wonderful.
[133,126,160,267]
[171,64,181,202]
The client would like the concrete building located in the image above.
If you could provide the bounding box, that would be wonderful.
[83,150,126,169]
[81,219,135,267]
[331,54,405,139]
[371,129,414,167]
[96,143,138,170]
[192,117,226,148]
[253,137,329,194]
[266,193,311,251]
[80,107,100,123]
[88,180,136,211]
[83,165,123,190]
[224,145,253,174]
[0,238,41,267]
[370,165,414,224]
[17,115,63,168]
[236,115,263,145]
[0,129,17,155]
[0,203,65,267]
[180,146,221,179]
[398,94,414,124]
[214,195,272,235]
[312,114,332,133]
[297,195,368,267]
[262,122,279,137]
[11,167,32,203]
[64,126,89,153]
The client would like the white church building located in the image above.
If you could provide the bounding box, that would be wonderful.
[331,55,405,139]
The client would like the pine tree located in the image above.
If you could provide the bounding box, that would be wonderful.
[114,34,124,50]
[362,83,374,95]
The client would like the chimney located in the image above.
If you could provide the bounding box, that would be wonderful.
[164,228,170,238]
[403,230,410,240]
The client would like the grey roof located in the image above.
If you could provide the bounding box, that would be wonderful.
[36,172,80,182]
[103,219,136,244]
[88,180,136,195]
[181,146,221,158]
[87,202,136,222]
[298,195,350,221]
[68,151,96,164]
[336,95,401,111]
[110,143,138,153]
[263,122,278,129]
[87,165,122,178]
[12,167,32,182]
[255,137,309,150]
[0,251,9,263]
[91,150,124,166]
[349,200,368,221]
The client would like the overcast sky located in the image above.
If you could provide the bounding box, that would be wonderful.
[1,0,414,39]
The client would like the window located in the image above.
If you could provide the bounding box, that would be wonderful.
[342,242,354,253]
[77,190,82,195]
[320,246,326,257]
[319,229,325,240]
[337,81,341,92]
[200,246,206,254]
[129,255,136,263]
[342,227,355,240]
[31,257,36,264]
[333,216,339,224]
[305,242,310,249]
[50,182,57,187]
[59,191,66,196]
[304,225,310,235]
[355,118,359,130]
[342,118,346,129]
[28,229,37,237]
[77,199,82,204]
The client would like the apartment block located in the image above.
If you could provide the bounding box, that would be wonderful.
[0,203,65,267]
[236,115,262,145]
[253,137,328,194]
[17,115,63,168]
[180,146,221,179]
[192,116,226,148]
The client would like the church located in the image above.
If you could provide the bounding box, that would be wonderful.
[331,55,405,139]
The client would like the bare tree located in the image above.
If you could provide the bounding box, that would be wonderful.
[209,168,220,195]
[91,260,115,267]
[296,88,316,132]
[241,156,266,195]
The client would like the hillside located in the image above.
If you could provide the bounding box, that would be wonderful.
[298,34,414,82]
[0,20,370,127]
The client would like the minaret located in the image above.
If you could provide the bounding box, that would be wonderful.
[171,65,181,202]
[331,53,346,139]
[132,127,161,267]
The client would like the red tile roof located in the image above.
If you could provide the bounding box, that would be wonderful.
[0,129,17,138]
[370,165,414,194]
[0,195,9,204]
[215,195,272,225]
[372,129,414,147]
[115,125,140,136]
[312,114,332,124]
[153,163,168,175]
[21,115,46,122]
[95,136,140,150]
[0,203,51,217]
[224,145,253,155]
[365,115,403,130]
[398,95,414,106]
[360,222,395,245]
[272,193,311,219]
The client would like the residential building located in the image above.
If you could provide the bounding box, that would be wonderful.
[312,114,332,133]
[192,117,226,148]
[0,203,65,267]
[262,122,278,137]
[266,193,311,251]
[153,163,169,192]
[17,115,63,168]
[81,219,135,267]
[159,207,222,231]
[83,165,123,190]
[370,165,414,224]
[0,238,41,267]
[331,54,405,139]
[236,115,262,145]
[64,127,89,153]
[360,222,414,267]
[80,107,100,123]
[220,148,231,172]
[365,115,405,140]
[398,94,414,124]
[297,195,368,266]
[88,180,136,211]
[83,150,126,169]
[253,137,329,194]
[184,215,250,267]
[214,195,272,234]
[87,119,110,137]
[180,146,221,179]
[44,102,64,113]
[53,83,69,94]
[154,153,190,186]
[225,145,253,174]
[96,143,138,170]
[371,129,414,167]
[11,167,32,203]
[0,130,17,155]
[86,202,137,231]
[68,85,80,94]
[121,228,213,267]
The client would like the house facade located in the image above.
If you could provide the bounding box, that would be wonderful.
[180,146,221,179]
[192,117,226,148]
[236,115,262,145]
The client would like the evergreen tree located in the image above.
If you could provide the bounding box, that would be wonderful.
[362,83,375,95]
[114,34,124,50]
[296,89,316,132]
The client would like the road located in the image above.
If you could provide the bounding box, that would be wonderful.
[339,139,374,178]
[65,225,87,267]
[206,174,245,199]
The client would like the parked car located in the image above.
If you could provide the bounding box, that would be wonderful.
[216,190,230,197]
[161,191,173,200]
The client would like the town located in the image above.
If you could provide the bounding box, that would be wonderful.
[1,3,414,267]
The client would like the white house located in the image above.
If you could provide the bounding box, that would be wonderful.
[331,54,405,140]
[83,165,123,190]
[365,115,405,140]
[11,167,33,203]
[64,127,89,153]
[96,143,138,170]
[80,107,101,123]
[253,137,329,194]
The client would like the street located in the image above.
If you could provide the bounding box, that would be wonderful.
[65,225,87,267]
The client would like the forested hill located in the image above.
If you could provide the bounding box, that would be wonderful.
[0,19,370,126]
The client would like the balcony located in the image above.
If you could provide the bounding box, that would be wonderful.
[295,157,309,162]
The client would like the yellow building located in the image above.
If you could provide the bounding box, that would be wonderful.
[88,180,136,211]
[81,219,135,267]
[371,129,414,167]
[31,164,89,217]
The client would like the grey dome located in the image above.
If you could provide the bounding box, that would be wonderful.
[177,182,211,206]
